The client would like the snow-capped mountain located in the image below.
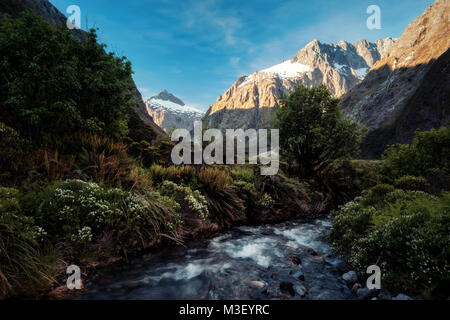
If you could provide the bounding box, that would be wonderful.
[204,38,395,130]
[145,90,204,132]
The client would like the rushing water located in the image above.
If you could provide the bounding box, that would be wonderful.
[78,218,353,300]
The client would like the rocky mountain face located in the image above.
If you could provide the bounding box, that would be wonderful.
[341,0,450,158]
[204,38,395,130]
[145,90,204,132]
[0,0,166,141]
[0,0,87,40]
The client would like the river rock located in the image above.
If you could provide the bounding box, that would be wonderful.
[356,288,371,299]
[334,260,348,274]
[294,285,308,298]
[250,281,265,288]
[352,283,362,292]
[392,293,412,300]
[288,255,302,266]
[280,281,295,297]
[378,289,392,300]
[342,271,358,285]
[291,270,305,281]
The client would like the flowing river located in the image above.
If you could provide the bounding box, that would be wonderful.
[78,218,353,300]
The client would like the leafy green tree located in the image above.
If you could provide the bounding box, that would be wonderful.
[0,12,135,142]
[275,85,365,178]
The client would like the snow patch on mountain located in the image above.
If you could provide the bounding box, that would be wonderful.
[148,98,204,117]
[354,68,369,79]
[239,60,311,88]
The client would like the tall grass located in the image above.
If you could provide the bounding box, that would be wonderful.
[198,167,245,226]
[29,148,76,182]
[77,134,134,185]
[149,164,195,185]
[0,188,58,298]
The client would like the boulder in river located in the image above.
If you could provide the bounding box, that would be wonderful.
[280,281,295,297]
[288,255,302,266]
[342,271,358,285]
[392,293,413,300]
[250,280,265,288]
[378,289,392,300]
[291,270,305,281]
[356,288,371,299]
[352,283,362,292]
[294,284,308,298]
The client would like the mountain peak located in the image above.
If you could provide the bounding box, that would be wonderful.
[152,90,185,106]
[206,37,396,130]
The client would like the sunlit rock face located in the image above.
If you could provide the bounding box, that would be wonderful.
[204,38,395,130]
[341,0,450,157]
[145,90,204,132]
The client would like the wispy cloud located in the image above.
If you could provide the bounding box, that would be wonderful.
[229,57,240,67]
[182,0,246,47]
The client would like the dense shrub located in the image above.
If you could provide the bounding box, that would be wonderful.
[381,126,450,181]
[394,175,430,192]
[127,139,174,167]
[25,180,182,250]
[0,12,135,142]
[161,180,209,222]
[331,185,450,296]
[351,193,450,296]
[0,122,31,183]
[199,166,231,194]
[360,183,395,207]
[330,200,375,251]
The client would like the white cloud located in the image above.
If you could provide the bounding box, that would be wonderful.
[138,87,150,93]
[229,57,240,67]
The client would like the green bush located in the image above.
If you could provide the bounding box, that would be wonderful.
[0,12,135,142]
[361,184,395,207]
[394,175,430,192]
[350,193,450,296]
[25,179,182,250]
[332,185,450,297]
[371,191,437,229]
[330,200,375,252]
[161,180,209,222]
[381,127,450,181]
[0,122,31,183]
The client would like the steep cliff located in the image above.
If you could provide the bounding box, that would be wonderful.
[341,0,450,157]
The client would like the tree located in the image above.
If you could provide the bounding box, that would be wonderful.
[0,12,135,142]
[275,85,365,178]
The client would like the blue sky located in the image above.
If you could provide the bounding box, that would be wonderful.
[51,0,434,110]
